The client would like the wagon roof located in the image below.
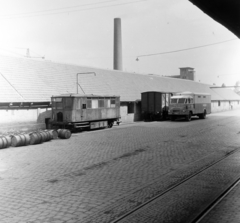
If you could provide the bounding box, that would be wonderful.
[51,94,120,98]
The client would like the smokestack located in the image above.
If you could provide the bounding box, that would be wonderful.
[114,18,122,70]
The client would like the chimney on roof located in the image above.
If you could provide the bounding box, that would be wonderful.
[113,18,123,71]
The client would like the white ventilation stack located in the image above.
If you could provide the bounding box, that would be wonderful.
[113,18,123,70]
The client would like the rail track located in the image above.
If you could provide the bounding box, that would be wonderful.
[110,148,240,223]
[194,177,240,223]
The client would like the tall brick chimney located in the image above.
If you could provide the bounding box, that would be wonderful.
[113,18,123,70]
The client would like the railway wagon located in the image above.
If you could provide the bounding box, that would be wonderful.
[51,94,121,130]
[141,91,173,121]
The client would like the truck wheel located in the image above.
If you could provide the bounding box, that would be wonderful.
[171,116,175,121]
[202,111,206,119]
[186,112,192,121]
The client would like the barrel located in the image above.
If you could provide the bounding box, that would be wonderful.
[24,134,31,146]
[57,129,71,139]
[4,135,12,147]
[48,130,58,139]
[0,136,10,149]
[39,131,47,143]
[11,134,27,147]
[43,130,51,141]
[29,132,43,145]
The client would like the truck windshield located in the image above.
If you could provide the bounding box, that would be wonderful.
[171,99,178,104]
[178,98,186,104]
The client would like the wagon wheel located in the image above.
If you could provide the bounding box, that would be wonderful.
[108,121,113,128]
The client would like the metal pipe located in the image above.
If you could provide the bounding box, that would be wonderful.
[76,72,96,94]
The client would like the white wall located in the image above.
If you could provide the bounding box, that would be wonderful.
[211,101,240,112]
[0,108,52,133]
[120,106,134,123]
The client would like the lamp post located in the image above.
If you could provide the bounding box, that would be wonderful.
[76,72,96,94]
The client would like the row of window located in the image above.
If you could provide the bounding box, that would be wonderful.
[83,99,116,109]
[52,98,116,109]
[170,98,193,104]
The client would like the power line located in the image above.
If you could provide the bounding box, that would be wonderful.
[0,47,25,57]
[0,0,125,17]
[1,0,147,19]
[136,38,239,60]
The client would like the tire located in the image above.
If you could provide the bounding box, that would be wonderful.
[186,112,192,121]
[199,110,207,119]
[171,116,175,121]
[201,110,206,119]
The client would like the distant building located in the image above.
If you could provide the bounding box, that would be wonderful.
[166,67,195,81]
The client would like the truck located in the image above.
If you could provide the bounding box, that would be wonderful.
[168,91,211,121]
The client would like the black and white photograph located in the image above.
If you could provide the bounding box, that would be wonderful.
[0,0,240,222]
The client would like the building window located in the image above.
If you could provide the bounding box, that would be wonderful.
[105,99,111,108]
[98,99,104,108]
[87,99,92,108]
[198,96,201,98]
[127,102,134,114]
[64,98,73,109]
[76,99,81,109]
[92,99,98,108]
[218,101,221,107]
[110,99,116,108]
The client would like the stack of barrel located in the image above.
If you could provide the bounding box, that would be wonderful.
[0,135,12,149]
[0,129,72,149]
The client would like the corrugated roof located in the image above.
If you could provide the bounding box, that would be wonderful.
[0,54,239,102]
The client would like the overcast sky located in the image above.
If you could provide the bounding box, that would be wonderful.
[0,0,239,86]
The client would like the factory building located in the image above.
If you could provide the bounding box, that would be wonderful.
[0,54,240,133]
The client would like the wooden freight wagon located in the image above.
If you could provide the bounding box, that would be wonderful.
[141,91,173,121]
[51,94,121,131]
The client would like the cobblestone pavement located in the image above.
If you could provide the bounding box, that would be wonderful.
[118,148,240,223]
[198,173,240,223]
[0,110,239,223]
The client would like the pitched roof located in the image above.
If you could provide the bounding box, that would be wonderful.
[0,54,239,103]
[210,87,240,101]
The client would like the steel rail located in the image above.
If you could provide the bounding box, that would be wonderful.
[110,148,239,223]
[194,178,240,223]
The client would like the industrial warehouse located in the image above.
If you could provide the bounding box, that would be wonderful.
[0,16,239,133]
[0,53,240,133]
[1,0,240,222]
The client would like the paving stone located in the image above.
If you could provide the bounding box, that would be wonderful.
[0,113,239,222]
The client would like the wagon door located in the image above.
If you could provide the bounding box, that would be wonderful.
[75,97,87,121]
[75,98,82,121]
[81,97,87,121]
